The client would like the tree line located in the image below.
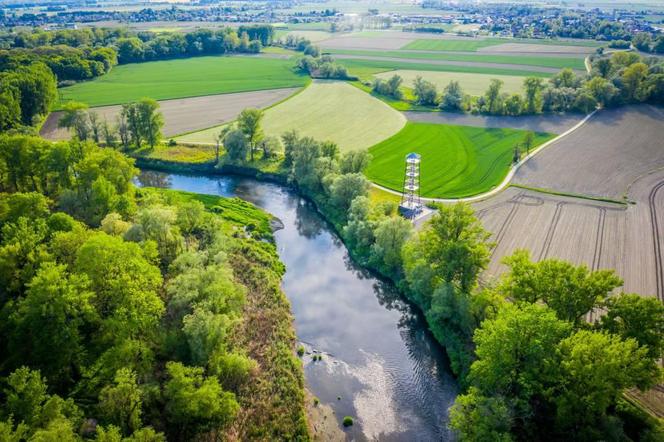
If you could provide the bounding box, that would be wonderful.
[0,134,308,440]
[370,51,664,116]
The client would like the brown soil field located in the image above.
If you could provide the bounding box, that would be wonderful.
[332,54,567,74]
[479,43,595,55]
[514,105,664,199]
[40,87,299,140]
[473,176,664,301]
[404,111,582,134]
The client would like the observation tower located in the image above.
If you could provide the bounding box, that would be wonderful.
[399,152,422,219]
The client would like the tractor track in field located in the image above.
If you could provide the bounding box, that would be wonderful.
[648,180,664,302]
[591,208,607,272]
[538,201,565,261]
[488,193,523,258]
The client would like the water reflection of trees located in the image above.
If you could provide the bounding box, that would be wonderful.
[137,170,171,188]
[294,199,326,239]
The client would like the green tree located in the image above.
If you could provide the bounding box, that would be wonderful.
[58,101,90,140]
[339,149,371,174]
[74,233,164,344]
[522,131,535,154]
[7,263,95,389]
[523,77,544,114]
[632,33,652,52]
[0,85,21,131]
[237,108,264,162]
[499,250,622,326]
[222,129,249,163]
[163,362,239,437]
[484,79,504,114]
[555,330,660,434]
[599,293,664,359]
[449,388,513,442]
[621,62,649,102]
[329,173,370,213]
[584,76,618,107]
[136,99,163,148]
[3,367,48,427]
[370,215,412,275]
[440,80,464,111]
[413,76,438,106]
[98,368,143,436]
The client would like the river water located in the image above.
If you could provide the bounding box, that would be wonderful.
[137,171,458,441]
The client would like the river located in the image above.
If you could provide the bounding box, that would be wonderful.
[137,170,458,441]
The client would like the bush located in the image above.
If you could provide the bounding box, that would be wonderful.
[343,416,354,427]
[296,345,305,356]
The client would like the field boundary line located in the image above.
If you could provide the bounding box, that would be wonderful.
[370,109,598,203]
[509,184,627,206]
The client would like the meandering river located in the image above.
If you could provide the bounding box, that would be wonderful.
[137,170,458,441]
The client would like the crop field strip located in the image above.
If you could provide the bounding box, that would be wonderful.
[405,111,583,134]
[41,88,301,140]
[57,56,309,108]
[376,70,529,95]
[176,80,406,151]
[365,123,554,199]
[327,49,587,71]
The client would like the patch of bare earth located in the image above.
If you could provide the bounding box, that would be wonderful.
[514,104,664,199]
[405,111,583,134]
[41,87,300,140]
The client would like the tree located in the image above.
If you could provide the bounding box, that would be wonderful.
[621,62,648,102]
[339,149,371,174]
[440,80,464,111]
[584,76,618,107]
[555,330,660,434]
[98,368,143,436]
[89,111,101,143]
[7,263,95,389]
[215,126,231,164]
[370,216,412,275]
[599,293,664,360]
[482,79,503,115]
[449,388,513,442]
[550,68,578,88]
[237,108,263,161]
[522,131,535,154]
[468,303,572,437]
[222,129,248,163]
[503,93,523,116]
[523,77,544,114]
[136,99,163,148]
[74,233,164,345]
[0,85,21,131]
[499,250,622,325]
[116,38,144,63]
[281,130,298,167]
[329,173,370,213]
[594,58,613,78]
[3,367,48,427]
[6,63,57,125]
[573,91,597,113]
[58,101,90,140]
[404,203,492,296]
[163,362,239,437]
[413,76,438,106]
[632,33,652,52]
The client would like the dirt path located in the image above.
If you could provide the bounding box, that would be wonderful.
[404,111,583,134]
[41,87,300,140]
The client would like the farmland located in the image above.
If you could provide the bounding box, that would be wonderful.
[177,80,406,151]
[42,88,300,139]
[404,37,601,51]
[58,56,309,108]
[326,49,587,71]
[365,122,553,198]
[374,69,528,95]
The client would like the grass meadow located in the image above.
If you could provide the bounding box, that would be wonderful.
[177,80,406,151]
[58,56,308,108]
[365,122,554,198]
[403,37,601,51]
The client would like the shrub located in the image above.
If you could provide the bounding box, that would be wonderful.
[343,416,354,427]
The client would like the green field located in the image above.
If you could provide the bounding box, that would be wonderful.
[403,37,601,51]
[339,58,552,81]
[58,56,309,108]
[177,80,406,151]
[365,123,554,198]
[327,48,586,70]
[375,69,527,95]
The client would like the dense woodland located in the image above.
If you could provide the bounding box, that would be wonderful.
[0,119,307,441]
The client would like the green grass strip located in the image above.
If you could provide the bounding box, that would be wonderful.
[510,184,628,205]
